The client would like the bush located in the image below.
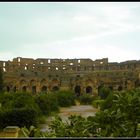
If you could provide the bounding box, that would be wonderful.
[92,99,104,109]
[56,90,76,107]
[0,107,39,129]
[0,92,42,129]
[48,115,90,137]
[98,87,111,99]
[100,91,115,110]
[35,93,59,116]
[0,93,13,109]
[78,94,95,105]
[12,92,40,111]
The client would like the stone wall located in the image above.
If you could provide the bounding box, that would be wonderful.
[0,57,140,95]
[0,126,20,138]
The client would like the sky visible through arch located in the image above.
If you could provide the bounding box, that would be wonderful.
[0,2,140,62]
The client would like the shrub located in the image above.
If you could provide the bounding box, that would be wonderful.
[12,92,40,110]
[0,92,42,129]
[56,90,76,107]
[0,107,39,129]
[49,115,90,137]
[98,87,111,99]
[78,94,95,105]
[92,99,104,109]
[100,91,115,111]
[35,93,59,116]
[0,93,13,109]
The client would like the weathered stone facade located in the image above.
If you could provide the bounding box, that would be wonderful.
[0,57,140,96]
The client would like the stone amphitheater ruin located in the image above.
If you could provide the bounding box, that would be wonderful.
[0,57,140,96]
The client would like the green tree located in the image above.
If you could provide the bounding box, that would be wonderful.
[98,86,111,100]
[56,90,76,107]
[35,93,59,116]
[78,94,94,105]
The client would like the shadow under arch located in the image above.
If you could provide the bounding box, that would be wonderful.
[86,86,92,94]
[118,86,123,91]
[74,85,81,97]
[41,86,47,92]
[52,86,59,92]
[7,86,10,92]
[22,86,27,92]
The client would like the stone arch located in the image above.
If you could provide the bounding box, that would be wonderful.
[85,79,93,84]
[30,79,36,86]
[40,79,47,85]
[30,80,36,94]
[52,78,60,84]
[20,79,28,92]
[41,86,47,92]
[40,79,48,92]
[22,86,27,92]
[20,79,27,85]
[86,86,92,94]
[51,78,60,92]
[6,82,14,92]
[52,86,59,92]
[74,85,81,97]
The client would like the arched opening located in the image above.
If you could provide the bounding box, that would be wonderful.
[86,86,92,94]
[118,86,123,91]
[13,86,16,92]
[7,86,10,92]
[41,86,47,92]
[75,85,81,97]
[52,86,59,92]
[22,86,27,92]
[32,86,36,94]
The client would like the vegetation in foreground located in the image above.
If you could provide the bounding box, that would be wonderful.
[19,88,140,137]
[0,90,76,130]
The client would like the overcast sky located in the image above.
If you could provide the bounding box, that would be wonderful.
[0,2,140,62]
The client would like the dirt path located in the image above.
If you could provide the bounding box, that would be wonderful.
[39,104,98,132]
[59,105,98,121]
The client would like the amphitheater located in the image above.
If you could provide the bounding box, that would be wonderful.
[0,57,140,96]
